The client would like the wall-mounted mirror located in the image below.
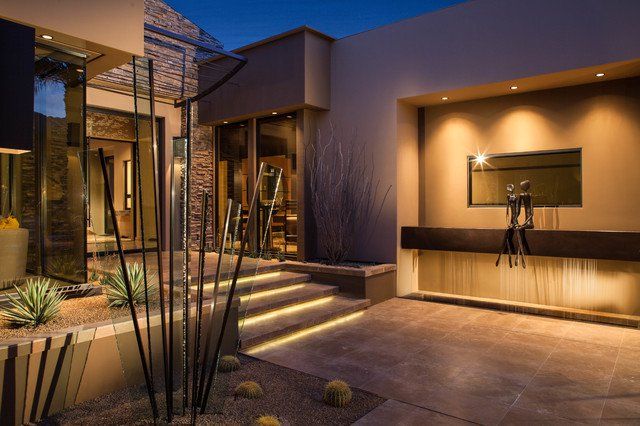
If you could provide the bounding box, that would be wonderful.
[468,148,581,207]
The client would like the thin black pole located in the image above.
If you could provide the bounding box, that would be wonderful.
[190,191,209,424]
[200,163,266,414]
[98,147,158,420]
[168,145,175,418]
[196,201,232,407]
[182,99,192,413]
[132,57,155,400]
[147,59,172,422]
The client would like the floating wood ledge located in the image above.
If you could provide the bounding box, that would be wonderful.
[401,227,640,262]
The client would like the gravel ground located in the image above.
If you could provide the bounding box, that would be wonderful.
[0,295,112,340]
[41,354,385,425]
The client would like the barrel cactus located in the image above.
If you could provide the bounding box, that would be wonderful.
[323,380,352,407]
[218,355,241,373]
[234,381,263,399]
[253,415,281,426]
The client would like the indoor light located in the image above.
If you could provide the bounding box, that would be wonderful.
[271,111,277,115]
[223,121,228,124]
[286,115,293,119]
[76,68,83,73]
[41,34,53,40]
[510,85,518,90]
[441,96,449,101]
[595,72,605,77]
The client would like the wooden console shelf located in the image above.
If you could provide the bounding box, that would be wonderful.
[401,227,640,262]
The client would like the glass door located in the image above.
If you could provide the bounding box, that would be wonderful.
[257,114,297,258]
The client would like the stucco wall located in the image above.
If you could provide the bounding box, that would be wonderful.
[421,77,640,232]
[323,0,640,270]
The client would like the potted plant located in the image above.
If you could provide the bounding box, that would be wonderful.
[0,213,29,287]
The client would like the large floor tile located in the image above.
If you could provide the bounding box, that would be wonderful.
[354,399,472,425]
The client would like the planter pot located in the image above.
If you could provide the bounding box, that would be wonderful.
[0,228,28,285]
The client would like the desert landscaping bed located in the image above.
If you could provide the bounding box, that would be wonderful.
[40,354,385,425]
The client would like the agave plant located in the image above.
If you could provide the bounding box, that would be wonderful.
[101,262,157,308]
[1,278,64,327]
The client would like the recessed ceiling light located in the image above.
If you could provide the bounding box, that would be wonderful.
[271,112,278,115]
[595,72,605,77]
[510,85,518,90]
[286,115,293,119]
[441,96,449,101]
[41,34,53,40]
[223,121,228,124]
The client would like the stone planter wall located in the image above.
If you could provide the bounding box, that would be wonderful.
[285,262,397,305]
[0,302,238,425]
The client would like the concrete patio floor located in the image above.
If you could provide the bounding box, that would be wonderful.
[245,298,640,424]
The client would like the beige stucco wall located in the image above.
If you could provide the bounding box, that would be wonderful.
[0,0,144,76]
[199,28,332,125]
[422,77,640,231]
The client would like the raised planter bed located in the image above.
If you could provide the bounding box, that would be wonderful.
[284,261,396,305]
[0,298,239,425]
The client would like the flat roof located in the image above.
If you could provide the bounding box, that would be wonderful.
[205,25,334,62]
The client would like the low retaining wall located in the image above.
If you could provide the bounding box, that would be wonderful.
[285,262,397,305]
[0,301,238,425]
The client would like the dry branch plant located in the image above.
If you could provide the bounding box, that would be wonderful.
[306,124,391,265]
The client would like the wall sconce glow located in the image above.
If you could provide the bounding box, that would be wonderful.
[474,153,487,165]
[595,72,605,78]
[441,96,449,101]
[510,85,518,90]
[41,34,53,40]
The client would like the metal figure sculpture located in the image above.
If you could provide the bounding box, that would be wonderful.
[496,184,518,267]
[496,180,534,268]
[514,180,533,267]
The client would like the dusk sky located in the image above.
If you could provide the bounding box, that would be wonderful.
[165,0,467,50]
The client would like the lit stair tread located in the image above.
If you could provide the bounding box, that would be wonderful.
[203,271,311,297]
[239,296,371,349]
[241,283,339,317]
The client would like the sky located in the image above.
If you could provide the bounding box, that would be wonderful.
[165,0,467,50]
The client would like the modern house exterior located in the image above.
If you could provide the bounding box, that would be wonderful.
[199,0,640,321]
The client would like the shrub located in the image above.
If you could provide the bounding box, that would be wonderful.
[254,415,281,426]
[323,380,352,407]
[234,381,263,399]
[1,278,64,327]
[218,355,241,373]
[101,262,156,308]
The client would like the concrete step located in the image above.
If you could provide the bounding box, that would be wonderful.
[241,283,340,317]
[239,295,371,349]
[200,271,311,298]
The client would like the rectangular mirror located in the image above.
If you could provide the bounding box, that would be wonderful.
[468,149,581,206]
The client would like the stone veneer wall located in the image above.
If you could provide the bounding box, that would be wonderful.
[90,0,219,247]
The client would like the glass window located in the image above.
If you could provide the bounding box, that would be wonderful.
[217,122,249,250]
[468,149,582,206]
[257,114,297,257]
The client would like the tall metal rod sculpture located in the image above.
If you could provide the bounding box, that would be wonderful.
[190,191,209,424]
[200,163,267,414]
[146,59,172,421]
[196,201,233,407]
[168,147,176,418]
[98,147,158,420]
[181,99,192,413]
[132,58,156,397]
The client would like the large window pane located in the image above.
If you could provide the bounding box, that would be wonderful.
[217,122,248,250]
[257,114,297,257]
